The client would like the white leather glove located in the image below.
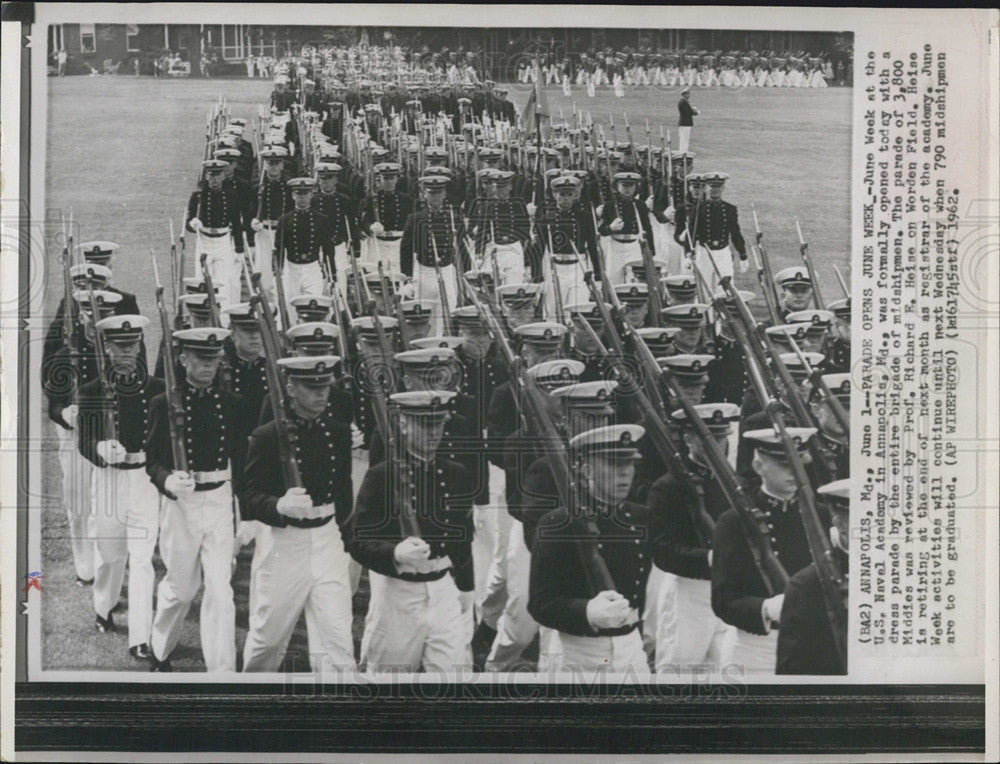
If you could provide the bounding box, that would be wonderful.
[394,536,431,571]
[96,439,128,466]
[60,403,79,429]
[251,217,264,232]
[526,202,537,217]
[595,204,604,217]
[458,590,475,613]
[682,256,695,274]
[664,205,675,224]
[350,422,365,449]
[707,550,713,568]
[609,217,624,232]
[645,195,654,210]
[370,222,385,236]
[762,593,785,627]
[585,590,632,630]
[277,486,313,519]
[738,258,751,274]
[400,281,416,300]
[189,217,203,232]
[164,470,195,497]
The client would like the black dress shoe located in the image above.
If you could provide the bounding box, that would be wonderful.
[95,612,115,633]
[149,653,172,672]
[129,643,151,660]
[76,576,94,587]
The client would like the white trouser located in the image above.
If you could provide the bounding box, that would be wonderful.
[694,244,733,298]
[543,255,589,316]
[485,518,538,671]
[124,468,162,648]
[412,261,457,336]
[332,243,351,292]
[91,464,161,636]
[151,484,236,672]
[90,465,129,620]
[243,515,356,673]
[678,126,692,154]
[197,230,238,311]
[254,226,277,302]
[654,574,736,673]
[562,78,572,97]
[553,629,650,678]
[642,564,667,657]
[484,241,526,287]
[57,425,94,581]
[613,75,625,97]
[361,571,473,673]
[283,259,325,300]
[604,238,642,285]
[734,629,778,676]
[474,467,509,629]
[654,220,686,275]
[362,237,402,274]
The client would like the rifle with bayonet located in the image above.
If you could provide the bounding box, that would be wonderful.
[794,217,824,309]
[249,271,303,489]
[751,204,782,315]
[152,253,188,474]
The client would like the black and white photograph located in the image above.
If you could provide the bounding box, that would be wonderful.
[32,18,855,680]
[2,4,996,760]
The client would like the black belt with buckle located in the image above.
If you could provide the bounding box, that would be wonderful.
[376,235,403,242]
[284,514,335,529]
[612,236,638,243]
[194,481,226,493]
[394,569,449,584]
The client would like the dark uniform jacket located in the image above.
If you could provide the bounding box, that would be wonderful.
[775,548,848,675]
[225,175,257,250]
[704,333,749,405]
[240,410,353,530]
[678,97,696,127]
[399,205,467,277]
[254,174,293,222]
[348,456,475,592]
[529,500,652,637]
[224,344,269,432]
[710,489,815,635]
[535,201,602,279]
[648,459,730,581]
[467,198,532,259]
[686,199,747,258]
[598,194,654,242]
[76,370,165,467]
[43,342,100,429]
[358,190,413,235]
[145,379,248,499]
[273,207,336,270]
[186,184,246,252]
[311,190,361,254]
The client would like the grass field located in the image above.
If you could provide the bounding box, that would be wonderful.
[40,76,851,672]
